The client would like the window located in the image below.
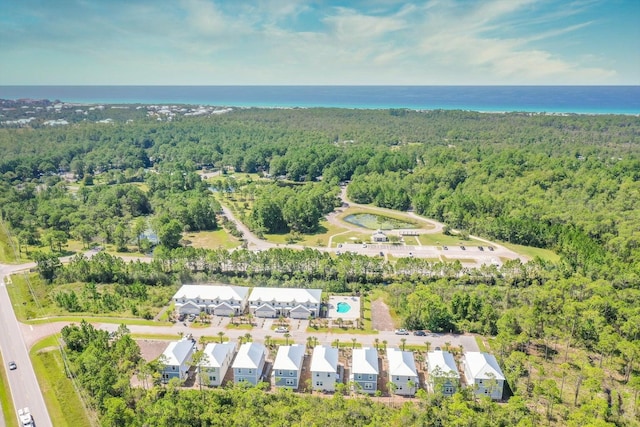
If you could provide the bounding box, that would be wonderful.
[248,370,253,374]
[327,373,331,378]
[356,374,362,379]
[368,375,374,380]
[210,376,216,381]
[315,372,320,377]
[285,378,295,385]
[364,383,373,389]
[290,371,295,376]
[316,381,323,387]
[395,377,400,381]
[172,366,176,370]
[278,370,283,376]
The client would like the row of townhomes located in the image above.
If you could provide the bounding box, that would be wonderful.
[159,339,506,400]
[173,284,322,319]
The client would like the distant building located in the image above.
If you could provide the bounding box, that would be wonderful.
[272,345,306,390]
[426,350,460,396]
[201,342,236,387]
[310,345,340,392]
[350,347,379,394]
[173,284,249,316]
[462,352,505,400]
[248,287,322,319]
[387,348,419,396]
[371,230,389,242]
[161,338,196,383]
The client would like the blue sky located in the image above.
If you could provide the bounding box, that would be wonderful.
[1,0,638,85]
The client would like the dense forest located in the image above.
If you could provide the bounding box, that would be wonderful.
[1,104,639,425]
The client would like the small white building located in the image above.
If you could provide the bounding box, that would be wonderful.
[272,344,306,390]
[248,287,322,319]
[462,352,505,400]
[371,229,389,243]
[426,350,460,396]
[173,284,249,316]
[310,345,340,392]
[350,347,379,394]
[386,348,419,396]
[232,342,266,385]
[201,342,236,387]
[160,338,196,383]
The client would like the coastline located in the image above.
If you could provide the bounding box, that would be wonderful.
[1,85,639,115]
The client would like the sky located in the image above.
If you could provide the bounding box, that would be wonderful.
[0,0,638,85]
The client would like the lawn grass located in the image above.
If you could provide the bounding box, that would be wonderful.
[0,350,19,427]
[499,242,561,262]
[26,316,172,327]
[269,338,297,346]
[0,221,24,264]
[30,338,93,427]
[225,323,253,330]
[331,232,374,245]
[475,336,488,352]
[415,233,475,246]
[305,326,378,335]
[184,229,241,250]
[132,333,186,341]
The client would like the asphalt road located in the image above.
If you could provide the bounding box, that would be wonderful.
[0,264,52,427]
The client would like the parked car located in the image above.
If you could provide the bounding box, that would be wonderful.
[187,314,197,322]
[177,314,186,322]
[460,246,466,250]
[275,326,289,333]
[478,246,484,251]
[488,246,495,251]
[379,251,384,256]
[443,246,448,250]
[8,361,17,370]
[413,330,426,336]
[394,328,409,335]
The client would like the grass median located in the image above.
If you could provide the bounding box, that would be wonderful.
[0,350,19,427]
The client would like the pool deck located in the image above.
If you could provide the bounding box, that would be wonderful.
[327,296,361,320]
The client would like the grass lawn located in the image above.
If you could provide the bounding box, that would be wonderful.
[331,231,374,245]
[305,326,378,335]
[499,242,561,262]
[0,350,19,427]
[26,316,172,326]
[0,222,25,264]
[30,337,93,427]
[184,229,241,250]
[415,233,476,246]
[225,323,253,330]
[475,336,489,352]
[269,338,297,346]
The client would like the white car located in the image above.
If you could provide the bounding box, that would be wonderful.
[275,326,289,333]
[394,328,409,335]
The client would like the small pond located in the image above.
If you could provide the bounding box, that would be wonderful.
[344,213,416,230]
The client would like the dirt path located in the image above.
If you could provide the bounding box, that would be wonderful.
[370,299,395,332]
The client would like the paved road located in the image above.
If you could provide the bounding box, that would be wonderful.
[221,186,525,265]
[0,264,52,427]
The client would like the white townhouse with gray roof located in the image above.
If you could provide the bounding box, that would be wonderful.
[201,342,237,387]
[310,345,340,392]
[387,348,419,396]
[160,338,196,383]
[426,350,460,396]
[232,342,266,385]
[248,287,322,319]
[350,347,379,394]
[272,344,306,390]
[173,284,249,316]
[462,352,505,400]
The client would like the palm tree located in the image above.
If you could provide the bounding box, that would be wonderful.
[400,338,407,351]
[244,332,252,343]
[382,340,388,351]
[351,337,358,349]
[217,331,225,343]
[374,338,380,351]
[333,338,340,349]
[284,332,291,346]
[265,335,272,348]
[425,341,432,353]
[230,313,235,326]
[336,317,344,329]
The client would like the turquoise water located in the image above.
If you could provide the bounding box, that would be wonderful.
[344,213,416,230]
[1,86,638,114]
[336,302,351,314]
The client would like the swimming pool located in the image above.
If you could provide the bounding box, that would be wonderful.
[336,302,351,313]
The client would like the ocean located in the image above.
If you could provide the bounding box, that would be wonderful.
[1,86,639,115]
